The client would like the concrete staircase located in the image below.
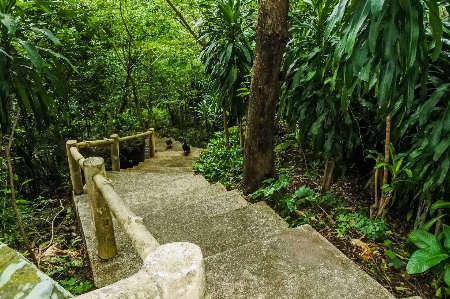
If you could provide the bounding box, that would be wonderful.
[74,138,403,299]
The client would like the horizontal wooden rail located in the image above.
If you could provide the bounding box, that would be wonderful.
[119,131,152,142]
[67,130,155,186]
[76,139,114,148]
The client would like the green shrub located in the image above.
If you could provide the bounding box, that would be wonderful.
[249,176,291,199]
[335,213,388,241]
[59,278,93,295]
[192,128,243,189]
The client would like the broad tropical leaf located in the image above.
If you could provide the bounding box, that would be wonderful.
[406,247,449,274]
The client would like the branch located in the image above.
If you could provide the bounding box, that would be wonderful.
[163,0,206,48]
[5,108,38,266]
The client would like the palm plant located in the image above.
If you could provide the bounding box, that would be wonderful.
[0,0,71,133]
[1,0,72,266]
[328,0,446,218]
[280,0,361,190]
[197,0,255,148]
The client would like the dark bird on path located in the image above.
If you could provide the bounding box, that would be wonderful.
[182,139,191,155]
[166,139,172,149]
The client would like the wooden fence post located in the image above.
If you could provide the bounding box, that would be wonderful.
[149,130,156,158]
[66,140,84,195]
[110,134,120,171]
[84,157,117,260]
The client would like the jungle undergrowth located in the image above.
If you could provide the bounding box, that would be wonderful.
[0,193,94,295]
[247,136,436,299]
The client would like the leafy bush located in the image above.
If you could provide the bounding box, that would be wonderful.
[59,278,93,295]
[249,175,291,199]
[193,128,243,189]
[335,213,388,241]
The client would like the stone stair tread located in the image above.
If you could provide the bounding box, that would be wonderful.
[109,175,228,211]
[142,190,248,232]
[132,163,198,172]
[125,183,229,211]
[152,201,289,258]
[106,171,210,196]
[75,182,228,289]
[204,225,395,299]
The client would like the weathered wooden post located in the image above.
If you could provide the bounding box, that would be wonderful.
[149,130,156,158]
[66,140,84,195]
[110,134,120,171]
[84,157,117,259]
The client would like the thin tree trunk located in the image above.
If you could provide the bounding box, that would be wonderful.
[382,115,391,188]
[321,157,329,192]
[376,115,391,218]
[242,0,288,194]
[222,106,229,149]
[324,160,335,191]
[370,158,380,220]
[130,74,145,131]
[238,118,244,151]
[119,2,145,132]
[5,109,38,266]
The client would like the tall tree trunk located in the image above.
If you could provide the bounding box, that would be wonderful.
[242,0,288,194]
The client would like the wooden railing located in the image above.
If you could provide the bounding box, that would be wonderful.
[66,130,155,195]
[66,130,206,299]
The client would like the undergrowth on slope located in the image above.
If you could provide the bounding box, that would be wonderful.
[193,128,243,189]
[0,193,94,295]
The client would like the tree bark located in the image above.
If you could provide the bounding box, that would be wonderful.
[242,0,288,194]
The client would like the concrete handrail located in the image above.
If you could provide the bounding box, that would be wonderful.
[66,131,206,298]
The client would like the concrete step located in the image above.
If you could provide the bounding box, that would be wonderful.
[75,173,228,288]
[107,171,211,199]
[125,165,195,174]
[142,190,248,233]
[153,201,289,258]
[204,225,395,299]
[106,172,227,211]
[131,159,199,172]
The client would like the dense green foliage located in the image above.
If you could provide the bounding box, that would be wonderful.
[279,0,450,224]
[0,0,71,133]
[1,0,450,295]
[198,0,255,120]
[192,128,243,188]
[407,226,450,281]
